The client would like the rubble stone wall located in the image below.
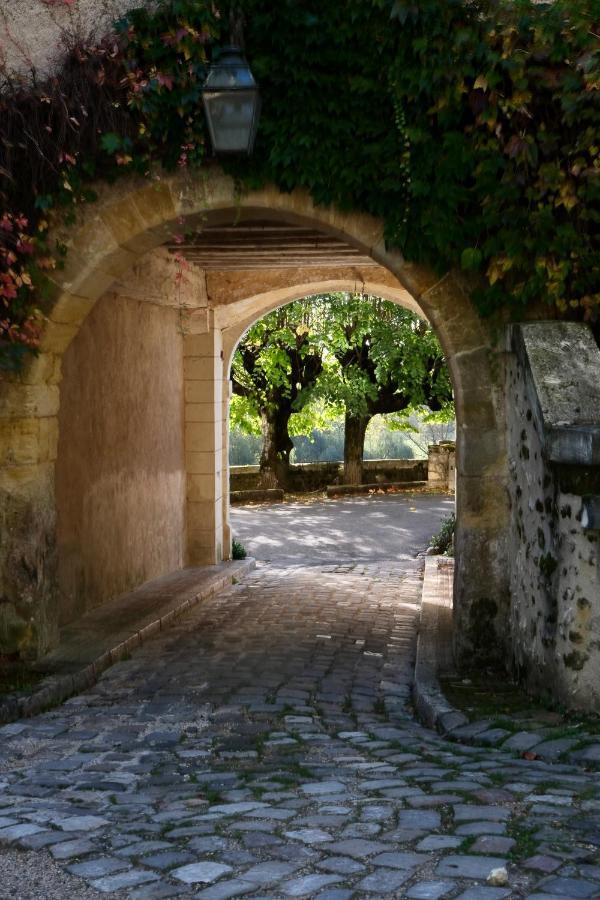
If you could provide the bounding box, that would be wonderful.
[507,323,600,711]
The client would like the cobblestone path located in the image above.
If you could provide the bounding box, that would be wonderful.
[1,562,600,899]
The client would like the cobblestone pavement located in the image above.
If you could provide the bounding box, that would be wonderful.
[1,561,600,899]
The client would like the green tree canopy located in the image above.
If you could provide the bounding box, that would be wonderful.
[230,303,327,488]
[230,293,453,487]
[314,293,452,482]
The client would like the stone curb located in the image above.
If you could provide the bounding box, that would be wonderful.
[412,556,600,770]
[413,556,467,733]
[0,558,255,725]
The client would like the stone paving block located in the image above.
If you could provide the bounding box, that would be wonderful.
[314,890,353,900]
[470,835,515,854]
[501,731,544,752]
[66,856,131,878]
[244,806,295,820]
[454,889,511,899]
[317,855,366,875]
[326,838,389,858]
[409,793,464,808]
[525,895,577,900]
[91,868,160,892]
[417,835,463,851]
[450,721,493,740]
[532,739,579,761]
[453,804,511,822]
[301,781,346,795]
[455,822,508,836]
[578,863,600,880]
[536,876,599,897]
[209,802,268,815]
[526,792,574,807]
[475,729,513,747]
[239,861,300,885]
[127,882,187,899]
[18,830,74,850]
[435,855,509,880]
[195,879,256,899]
[405,882,456,899]
[360,803,395,821]
[187,835,231,853]
[371,850,425,869]
[50,838,96,859]
[281,873,344,896]
[284,828,333,844]
[55,814,109,831]
[240,832,283,848]
[570,744,600,764]
[356,867,412,893]
[143,850,195,870]
[399,809,442,829]
[172,861,234,884]
[0,822,45,842]
[340,822,381,838]
[116,840,174,857]
[220,850,258,867]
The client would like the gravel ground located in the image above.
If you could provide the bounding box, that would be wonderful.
[0,846,116,900]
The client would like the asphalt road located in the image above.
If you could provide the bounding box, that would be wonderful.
[229,493,454,565]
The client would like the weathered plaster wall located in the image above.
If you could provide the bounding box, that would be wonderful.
[0,0,141,76]
[507,323,600,711]
[55,288,186,624]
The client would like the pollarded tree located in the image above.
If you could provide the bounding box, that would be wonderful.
[317,293,453,484]
[230,304,326,489]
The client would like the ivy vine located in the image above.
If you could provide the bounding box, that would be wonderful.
[0,0,598,370]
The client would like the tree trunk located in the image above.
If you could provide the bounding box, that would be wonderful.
[259,407,294,490]
[344,413,371,485]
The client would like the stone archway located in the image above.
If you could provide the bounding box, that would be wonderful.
[0,165,508,666]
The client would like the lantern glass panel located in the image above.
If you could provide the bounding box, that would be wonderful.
[202,90,260,154]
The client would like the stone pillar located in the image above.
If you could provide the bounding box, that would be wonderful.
[184,318,225,566]
[427,445,447,486]
[221,379,232,560]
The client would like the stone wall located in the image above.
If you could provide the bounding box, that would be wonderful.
[230,458,430,493]
[507,323,600,711]
[55,289,186,624]
[0,0,141,76]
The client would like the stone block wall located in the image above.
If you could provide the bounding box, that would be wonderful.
[230,458,429,493]
[507,323,600,711]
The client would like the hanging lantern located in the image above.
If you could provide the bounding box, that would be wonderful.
[201,46,261,155]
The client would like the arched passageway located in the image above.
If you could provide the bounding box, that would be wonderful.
[0,167,508,668]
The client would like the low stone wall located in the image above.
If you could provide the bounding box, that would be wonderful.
[507,323,600,712]
[230,458,429,493]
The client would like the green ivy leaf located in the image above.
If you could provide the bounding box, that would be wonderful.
[461,248,483,271]
[100,133,123,154]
